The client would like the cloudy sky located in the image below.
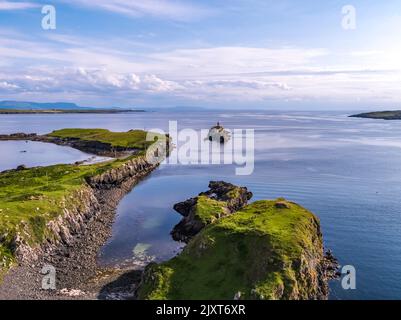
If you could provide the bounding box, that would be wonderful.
[0,0,401,109]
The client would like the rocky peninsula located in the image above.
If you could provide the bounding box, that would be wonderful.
[0,128,169,299]
[0,128,164,157]
[138,182,338,300]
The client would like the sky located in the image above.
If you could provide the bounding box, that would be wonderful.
[0,0,401,110]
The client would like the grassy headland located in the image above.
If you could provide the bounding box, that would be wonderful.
[0,128,163,278]
[48,128,157,150]
[138,199,326,300]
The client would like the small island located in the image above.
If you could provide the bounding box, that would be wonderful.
[350,110,401,120]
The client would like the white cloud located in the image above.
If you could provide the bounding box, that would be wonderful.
[0,81,19,89]
[1,30,401,107]
[0,1,38,10]
[147,47,329,77]
[62,0,213,21]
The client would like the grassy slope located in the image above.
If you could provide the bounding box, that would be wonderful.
[47,128,160,149]
[193,196,228,224]
[138,199,323,300]
[0,156,145,275]
[0,128,155,276]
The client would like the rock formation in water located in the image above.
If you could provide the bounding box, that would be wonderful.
[171,181,253,242]
[138,183,339,300]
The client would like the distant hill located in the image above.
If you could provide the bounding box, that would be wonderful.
[0,100,87,110]
[350,110,401,120]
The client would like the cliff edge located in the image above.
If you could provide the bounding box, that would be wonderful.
[138,185,338,300]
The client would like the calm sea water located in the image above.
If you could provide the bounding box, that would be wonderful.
[1,110,401,300]
[0,140,108,172]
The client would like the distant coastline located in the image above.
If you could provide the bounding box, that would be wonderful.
[0,100,144,114]
[0,109,144,114]
[350,110,401,120]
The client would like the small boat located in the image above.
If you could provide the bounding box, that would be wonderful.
[207,122,230,143]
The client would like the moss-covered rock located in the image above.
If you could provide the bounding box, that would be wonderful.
[138,198,333,300]
[171,181,252,242]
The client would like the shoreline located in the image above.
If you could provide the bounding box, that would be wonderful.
[0,131,169,299]
[0,155,160,300]
[0,159,156,299]
[0,133,141,158]
[0,109,145,115]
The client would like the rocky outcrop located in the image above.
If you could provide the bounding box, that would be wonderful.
[171,181,253,242]
[10,185,101,264]
[86,156,158,189]
[137,184,339,300]
[1,154,160,294]
[0,133,37,139]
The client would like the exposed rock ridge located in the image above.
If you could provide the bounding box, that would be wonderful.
[0,154,160,298]
[15,154,157,260]
[137,183,339,300]
[171,181,253,242]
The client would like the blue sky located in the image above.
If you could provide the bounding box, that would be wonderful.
[1,0,401,109]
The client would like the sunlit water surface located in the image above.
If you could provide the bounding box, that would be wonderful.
[1,110,401,299]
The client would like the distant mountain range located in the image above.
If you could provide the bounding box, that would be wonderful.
[0,100,88,110]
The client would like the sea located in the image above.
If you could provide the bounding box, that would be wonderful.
[1,110,401,300]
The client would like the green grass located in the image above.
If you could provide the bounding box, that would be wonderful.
[0,161,100,244]
[138,199,323,300]
[0,155,147,275]
[48,128,162,149]
[193,196,228,224]
[0,128,162,277]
